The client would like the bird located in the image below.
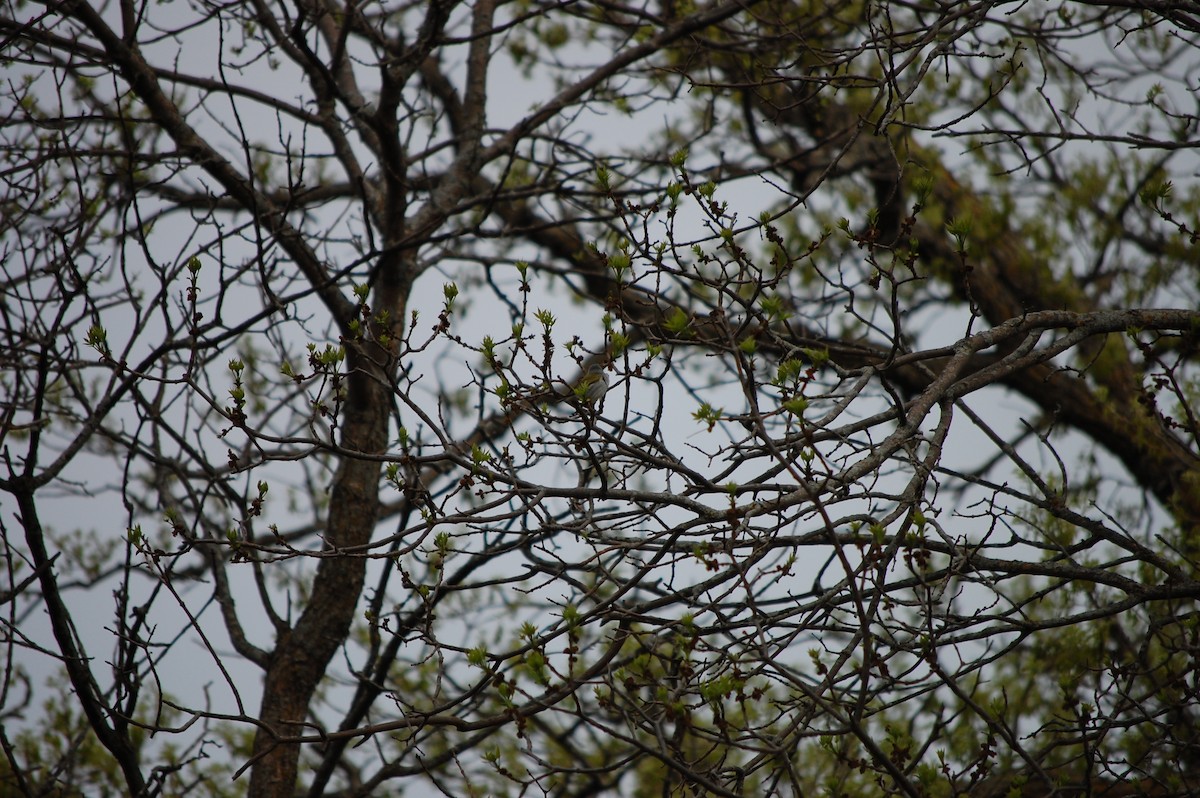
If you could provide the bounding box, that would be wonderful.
[575,362,609,406]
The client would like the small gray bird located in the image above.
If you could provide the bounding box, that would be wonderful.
[576,362,609,405]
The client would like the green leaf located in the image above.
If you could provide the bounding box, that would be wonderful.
[664,306,690,335]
